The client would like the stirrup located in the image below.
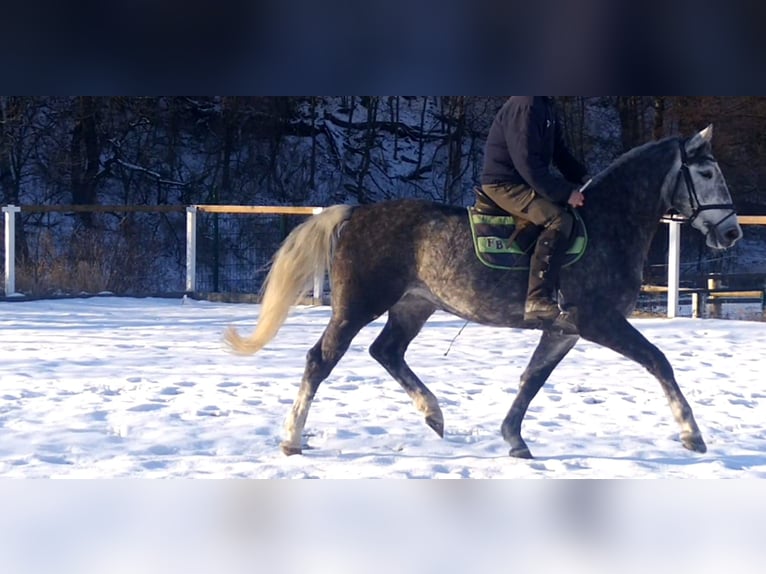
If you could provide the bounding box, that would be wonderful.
[523,307,578,334]
[552,311,578,335]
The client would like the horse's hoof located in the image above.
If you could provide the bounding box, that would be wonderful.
[425,415,445,438]
[682,434,707,454]
[509,447,534,459]
[280,442,303,456]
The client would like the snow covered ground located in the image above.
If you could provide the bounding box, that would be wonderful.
[1,296,765,478]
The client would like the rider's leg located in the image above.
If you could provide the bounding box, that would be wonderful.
[522,201,574,320]
[480,185,574,321]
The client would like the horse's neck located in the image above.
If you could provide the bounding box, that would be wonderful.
[596,139,677,219]
[588,139,678,252]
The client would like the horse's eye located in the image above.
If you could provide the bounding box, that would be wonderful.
[700,171,714,180]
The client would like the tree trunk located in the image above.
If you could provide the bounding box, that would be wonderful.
[353,96,379,204]
[443,96,466,205]
[415,97,428,172]
[70,96,100,227]
[0,96,30,262]
[389,96,399,160]
[0,96,20,205]
[309,96,317,189]
[653,97,666,140]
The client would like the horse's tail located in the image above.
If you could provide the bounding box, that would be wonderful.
[224,205,353,355]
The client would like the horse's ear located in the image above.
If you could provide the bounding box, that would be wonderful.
[686,124,714,155]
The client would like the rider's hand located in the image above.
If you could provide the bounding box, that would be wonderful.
[568,189,585,208]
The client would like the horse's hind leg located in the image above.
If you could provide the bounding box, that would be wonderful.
[281,313,372,456]
[368,296,443,437]
[502,330,579,459]
[579,310,706,453]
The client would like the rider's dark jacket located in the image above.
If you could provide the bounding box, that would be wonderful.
[480,96,587,204]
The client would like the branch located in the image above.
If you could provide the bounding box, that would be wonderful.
[112,157,187,187]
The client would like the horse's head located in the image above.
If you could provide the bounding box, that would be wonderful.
[669,125,743,249]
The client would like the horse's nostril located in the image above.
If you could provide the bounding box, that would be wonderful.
[725,229,741,241]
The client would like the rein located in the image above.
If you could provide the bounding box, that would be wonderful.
[674,139,737,230]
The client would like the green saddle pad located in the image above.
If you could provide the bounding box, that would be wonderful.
[468,208,588,270]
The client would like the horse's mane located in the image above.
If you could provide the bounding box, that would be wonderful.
[587,136,679,194]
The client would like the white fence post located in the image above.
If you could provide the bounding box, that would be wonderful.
[186,206,197,293]
[3,205,21,296]
[667,219,682,318]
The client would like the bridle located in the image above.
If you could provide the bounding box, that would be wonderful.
[672,138,737,229]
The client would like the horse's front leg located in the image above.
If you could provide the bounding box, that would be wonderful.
[579,310,706,453]
[502,330,580,458]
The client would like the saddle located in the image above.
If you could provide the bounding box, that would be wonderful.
[469,186,587,270]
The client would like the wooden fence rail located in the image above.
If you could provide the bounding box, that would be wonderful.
[2,204,324,301]
[3,205,766,314]
[655,215,766,318]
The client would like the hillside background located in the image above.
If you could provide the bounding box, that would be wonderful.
[1,96,765,296]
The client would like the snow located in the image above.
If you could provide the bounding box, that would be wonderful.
[1,296,765,479]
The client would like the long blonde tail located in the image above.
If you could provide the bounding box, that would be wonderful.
[224,205,352,355]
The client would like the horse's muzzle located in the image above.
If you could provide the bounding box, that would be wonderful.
[706,220,743,250]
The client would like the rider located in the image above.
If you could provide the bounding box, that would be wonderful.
[479,96,591,322]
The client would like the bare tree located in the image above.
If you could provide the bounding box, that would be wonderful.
[69,96,101,227]
[441,96,467,204]
[653,96,666,139]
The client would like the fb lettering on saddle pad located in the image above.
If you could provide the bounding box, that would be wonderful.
[468,208,588,270]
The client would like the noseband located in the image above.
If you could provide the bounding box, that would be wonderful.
[673,139,737,229]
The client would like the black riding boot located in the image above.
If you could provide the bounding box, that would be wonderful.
[523,227,567,322]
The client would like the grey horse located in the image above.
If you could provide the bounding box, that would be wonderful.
[225,125,742,459]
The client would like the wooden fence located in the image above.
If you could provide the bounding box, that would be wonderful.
[3,205,766,315]
[2,204,323,300]
[185,205,324,300]
[651,215,766,318]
